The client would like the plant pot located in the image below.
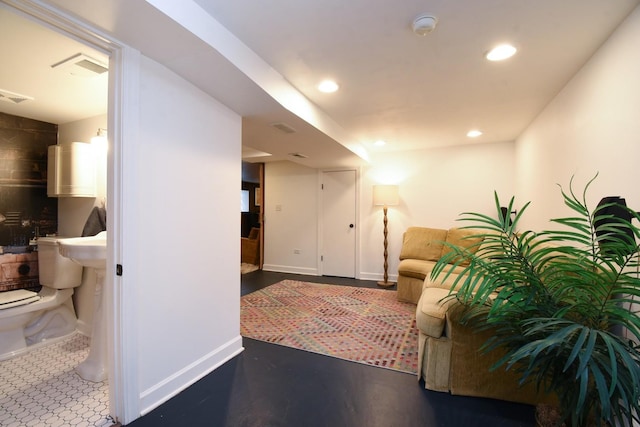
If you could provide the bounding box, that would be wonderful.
[535,404,608,427]
[535,404,564,427]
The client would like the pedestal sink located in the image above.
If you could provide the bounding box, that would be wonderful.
[57,231,107,382]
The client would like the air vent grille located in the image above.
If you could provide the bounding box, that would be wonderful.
[0,89,33,105]
[75,59,108,75]
[288,152,308,159]
[51,53,108,77]
[270,122,296,134]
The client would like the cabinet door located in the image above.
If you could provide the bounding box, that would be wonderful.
[48,142,96,197]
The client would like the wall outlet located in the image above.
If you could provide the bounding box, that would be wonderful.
[293,249,301,254]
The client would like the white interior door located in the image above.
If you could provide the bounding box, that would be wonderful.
[321,170,356,277]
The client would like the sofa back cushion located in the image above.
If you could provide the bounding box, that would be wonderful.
[441,228,484,266]
[399,227,448,261]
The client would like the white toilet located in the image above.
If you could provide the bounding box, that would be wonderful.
[0,237,83,361]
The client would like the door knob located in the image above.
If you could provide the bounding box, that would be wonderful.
[349,224,354,228]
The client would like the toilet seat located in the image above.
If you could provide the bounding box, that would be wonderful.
[0,289,40,310]
[0,287,72,320]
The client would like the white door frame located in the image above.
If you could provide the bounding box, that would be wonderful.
[2,0,137,422]
[318,167,360,278]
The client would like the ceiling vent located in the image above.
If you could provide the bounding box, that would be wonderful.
[51,53,108,77]
[0,89,33,105]
[288,152,308,159]
[270,122,297,134]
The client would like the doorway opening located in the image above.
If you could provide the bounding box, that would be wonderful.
[0,1,123,424]
[241,161,264,271]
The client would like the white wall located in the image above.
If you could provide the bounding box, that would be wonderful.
[128,55,243,414]
[260,6,640,282]
[58,114,108,335]
[262,141,515,281]
[360,141,516,281]
[262,4,640,281]
[57,114,108,237]
[516,6,640,230]
[33,1,640,423]
[263,161,319,275]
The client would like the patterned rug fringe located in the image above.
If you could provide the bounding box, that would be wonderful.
[241,280,418,374]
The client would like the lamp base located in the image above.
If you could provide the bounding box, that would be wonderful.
[377,281,396,288]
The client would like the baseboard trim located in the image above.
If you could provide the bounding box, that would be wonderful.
[76,320,91,337]
[262,264,319,276]
[139,335,244,416]
[358,272,399,282]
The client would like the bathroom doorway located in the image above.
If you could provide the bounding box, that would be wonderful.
[0,2,117,424]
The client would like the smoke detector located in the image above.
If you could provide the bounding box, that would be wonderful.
[51,53,108,77]
[412,14,438,36]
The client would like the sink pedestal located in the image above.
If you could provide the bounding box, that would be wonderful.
[57,232,107,383]
[75,267,107,382]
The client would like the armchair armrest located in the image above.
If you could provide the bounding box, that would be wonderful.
[446,304,554,405]
[241,237,259,265]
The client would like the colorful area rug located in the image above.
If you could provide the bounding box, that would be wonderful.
[241,280,419,374]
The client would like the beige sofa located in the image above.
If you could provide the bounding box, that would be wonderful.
[416,278,553,405]
[401,226,554,405]
[397,227,482,304]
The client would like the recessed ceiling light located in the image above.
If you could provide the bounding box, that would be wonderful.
[467,129,483,138]
[318,80,339,93]
[373,140,387,146]
[485,44,517,61]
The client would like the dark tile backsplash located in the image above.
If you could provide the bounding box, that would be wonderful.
[0,112,58,251]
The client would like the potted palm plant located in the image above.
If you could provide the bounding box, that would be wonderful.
[431,176,640,427]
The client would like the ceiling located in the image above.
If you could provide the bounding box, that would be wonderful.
[1,0,638,168]
[0,7,108,125]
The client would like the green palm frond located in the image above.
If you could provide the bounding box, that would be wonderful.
[431,175,640,427]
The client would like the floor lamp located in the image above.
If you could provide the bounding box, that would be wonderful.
[373,185,399,287]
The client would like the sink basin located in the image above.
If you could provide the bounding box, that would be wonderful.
[57,231,107,269]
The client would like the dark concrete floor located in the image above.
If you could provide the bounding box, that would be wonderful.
[125,270,536,427]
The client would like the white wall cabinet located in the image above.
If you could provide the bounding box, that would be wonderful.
[47,142,97,198]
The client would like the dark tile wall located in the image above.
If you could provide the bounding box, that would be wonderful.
[0,112,58,252]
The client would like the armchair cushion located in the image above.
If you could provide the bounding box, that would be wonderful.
[399,227,447,261]
[441,228,484,266]
[397,259,435,280]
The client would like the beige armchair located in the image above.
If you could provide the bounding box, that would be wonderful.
[241,227,260,265]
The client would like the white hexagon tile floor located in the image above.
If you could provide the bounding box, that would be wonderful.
[0,333,114,427]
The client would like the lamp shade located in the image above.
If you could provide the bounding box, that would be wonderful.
[373,185,399,207]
